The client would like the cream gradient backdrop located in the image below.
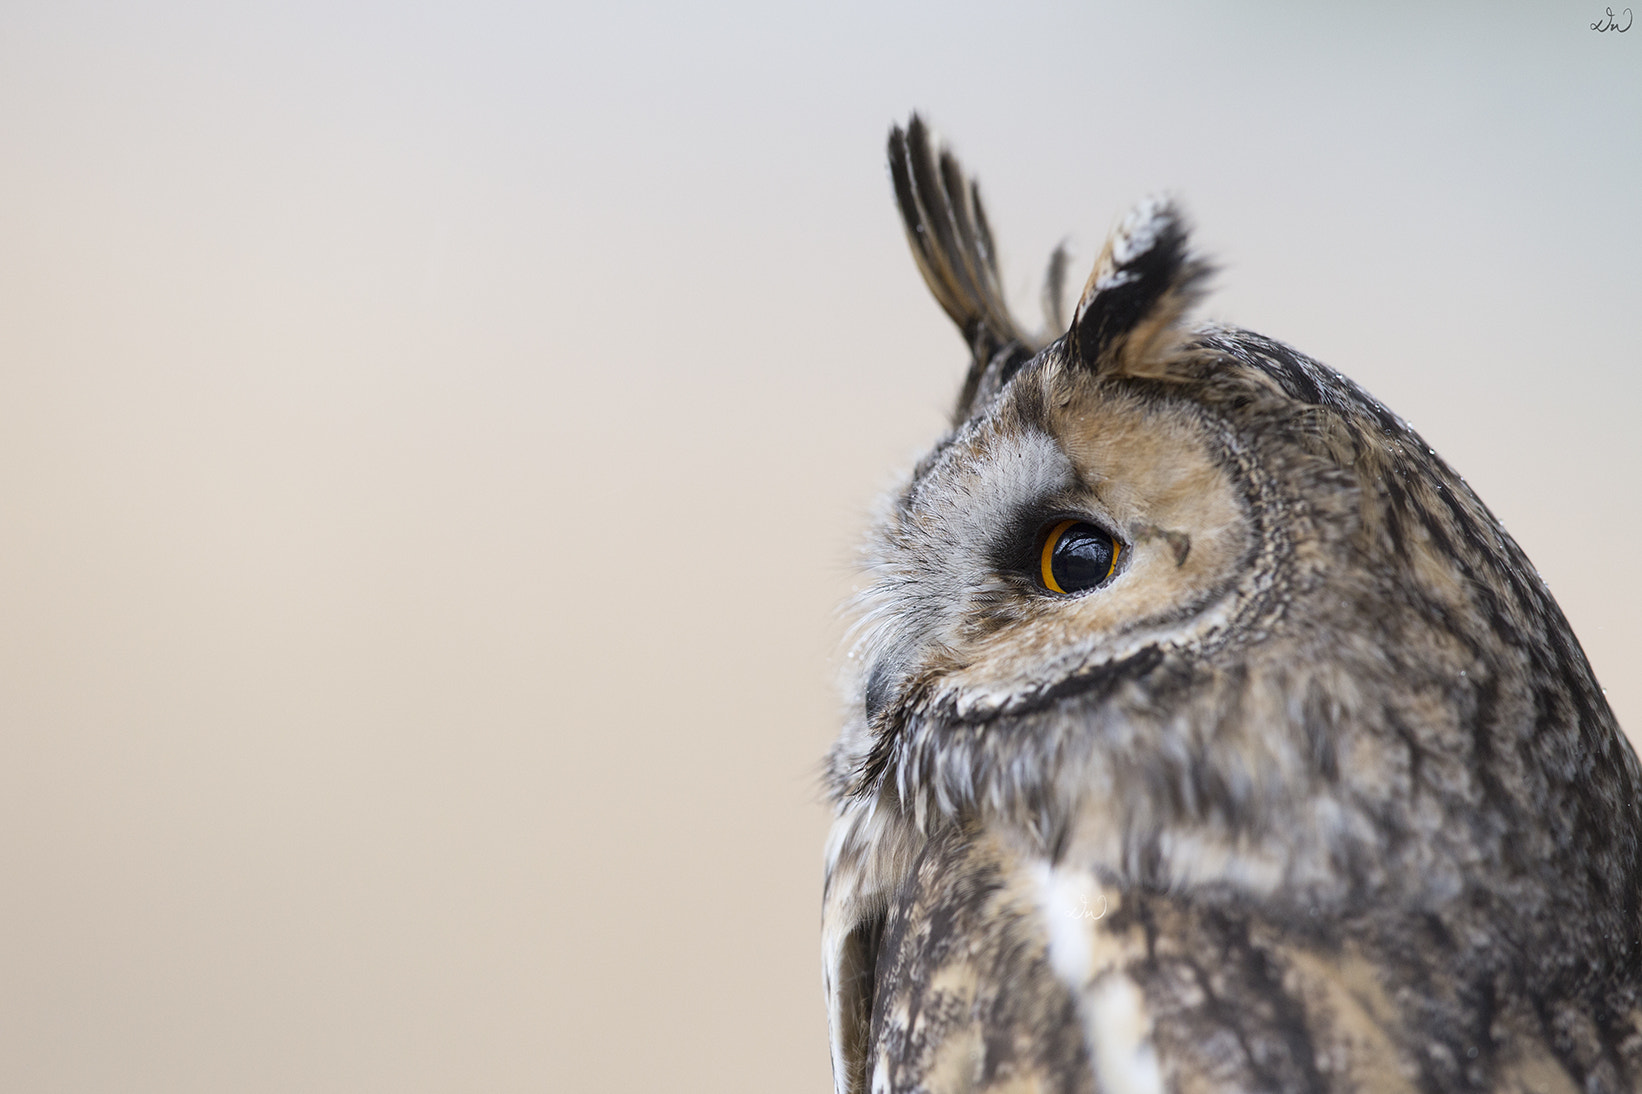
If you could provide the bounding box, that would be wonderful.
[1,2,1637,1091]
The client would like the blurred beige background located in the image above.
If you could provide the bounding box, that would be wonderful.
[0,2,1637,1091]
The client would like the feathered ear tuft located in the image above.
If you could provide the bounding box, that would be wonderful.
[1066,197,1213,379]
[888,116,1046,423]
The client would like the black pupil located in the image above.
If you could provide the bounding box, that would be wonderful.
[1051,524,1116,592]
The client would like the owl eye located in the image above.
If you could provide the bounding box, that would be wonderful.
[1039,520,1121,595]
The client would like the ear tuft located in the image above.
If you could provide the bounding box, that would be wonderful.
[1066,197,1213,379]
[888,115,1045,423]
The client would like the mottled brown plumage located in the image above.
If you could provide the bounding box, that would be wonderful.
[823,117,1642,1093]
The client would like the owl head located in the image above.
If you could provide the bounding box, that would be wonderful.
[828,116,1638,945]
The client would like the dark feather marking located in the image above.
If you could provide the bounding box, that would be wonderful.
[1466,674,1523,877]
[1230,911,1329,1093]
[955,644,1167,726]
[1387,709,1427,804]
[1067,202,1212,375]
[1301,678,1340,784]
[1182,953,1273,1086]
[1042,242,1069,333]
[887,117,1039,425]
[837,909,887,1094]
[865,660,895,723]
[989,343,1033,394]
[1471,976,1499,1075]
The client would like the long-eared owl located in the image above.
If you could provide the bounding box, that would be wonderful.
[822,116,1642,1093]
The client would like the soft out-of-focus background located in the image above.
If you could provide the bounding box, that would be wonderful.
[0,2,1637,1090]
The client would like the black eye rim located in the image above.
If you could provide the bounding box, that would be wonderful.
[1036,517,1125,596]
